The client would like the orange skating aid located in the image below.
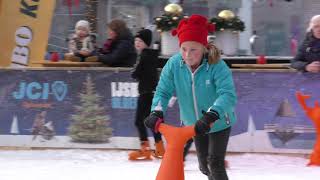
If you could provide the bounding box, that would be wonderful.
[156,124,195,180]
[296,91,320,166]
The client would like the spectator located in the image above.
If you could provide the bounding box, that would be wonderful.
[65,20,96,62]
[291,15,320,73]
[97,19,137,67]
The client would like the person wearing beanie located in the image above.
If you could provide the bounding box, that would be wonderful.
[144,14,237,180]
[128,28,165,160]
[135,29,152,47]
[65,20,96,62]
[76,20,90,32]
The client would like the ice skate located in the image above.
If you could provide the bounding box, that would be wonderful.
[128,141,152,161]
[152,140,165,159]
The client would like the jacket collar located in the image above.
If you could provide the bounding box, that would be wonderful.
[179,56,209,71]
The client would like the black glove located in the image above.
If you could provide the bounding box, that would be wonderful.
[144,111,164,133]
[194,110,219,135]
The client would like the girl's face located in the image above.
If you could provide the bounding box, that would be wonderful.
[180,41,205,69]
[107,28,117,40]
[76,26,89,37]
[134,37,148,53]
[312,22,320,39]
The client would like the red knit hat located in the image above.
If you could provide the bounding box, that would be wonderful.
[172,14,215,46]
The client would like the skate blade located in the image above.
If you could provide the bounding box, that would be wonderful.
[152,153,164,159]
[128,156,152,161]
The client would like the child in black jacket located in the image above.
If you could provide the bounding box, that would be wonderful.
[128,29,164,160]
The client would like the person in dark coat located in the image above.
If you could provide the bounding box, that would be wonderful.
[128,29,164,160]
[98,19,137,67]
[291,15,320,73]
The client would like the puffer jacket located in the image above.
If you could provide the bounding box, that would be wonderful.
[98,32,137,67]
[151,53,237,133]
[131,49,159,94]
[291,32,320,71]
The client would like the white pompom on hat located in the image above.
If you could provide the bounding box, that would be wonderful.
[75,20,90,32]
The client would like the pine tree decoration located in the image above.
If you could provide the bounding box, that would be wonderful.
[69,75,112,143]
[154,3,187,32]
[154,13,186,32]
[210,10,245,32]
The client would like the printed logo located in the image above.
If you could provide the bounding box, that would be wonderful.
[12,81,68,101]
[52,81,67,101]
[111,82,138,109]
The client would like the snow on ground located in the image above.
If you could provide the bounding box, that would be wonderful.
[0,149,319,180]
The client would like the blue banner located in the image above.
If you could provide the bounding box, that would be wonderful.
[0,69,319,153]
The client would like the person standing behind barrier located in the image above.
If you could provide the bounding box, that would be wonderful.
[291,15,320,73]
[128,29,165,160]
[144,14,237,180]
[97,19,137,67]
[65,20,96,62]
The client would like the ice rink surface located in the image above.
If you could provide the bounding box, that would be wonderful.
[0,149,319,180]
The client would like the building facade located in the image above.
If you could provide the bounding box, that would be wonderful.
[47,0,319,56]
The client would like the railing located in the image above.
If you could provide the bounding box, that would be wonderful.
[32,61,104,67]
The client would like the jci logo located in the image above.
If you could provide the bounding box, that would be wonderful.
[111,82,138,109]
[12,81,68,101]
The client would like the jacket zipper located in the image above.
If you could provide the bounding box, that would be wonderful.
[191,73,199,119]
[187,65,203,120]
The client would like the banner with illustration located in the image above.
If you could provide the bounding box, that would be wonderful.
[0,69,319,154]
[0,0,55,67]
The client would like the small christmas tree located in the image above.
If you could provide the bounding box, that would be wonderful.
[69,75,112,143]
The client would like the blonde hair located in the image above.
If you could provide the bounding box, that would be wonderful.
[307,15,320,32]
[205,43,221,64]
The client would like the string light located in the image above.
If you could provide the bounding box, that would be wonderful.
[85,0,98,33]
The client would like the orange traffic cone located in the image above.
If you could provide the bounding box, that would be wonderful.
[156,124,195,180]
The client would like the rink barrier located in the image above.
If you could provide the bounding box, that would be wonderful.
[0,67,318,154]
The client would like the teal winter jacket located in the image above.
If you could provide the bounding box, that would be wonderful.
[151,53,237,133]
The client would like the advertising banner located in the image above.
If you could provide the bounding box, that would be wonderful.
[0,69,319,154]
[0,0,55,67]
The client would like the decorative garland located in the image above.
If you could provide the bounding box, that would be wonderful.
[210,16,245,32]
[154,13,187,32]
